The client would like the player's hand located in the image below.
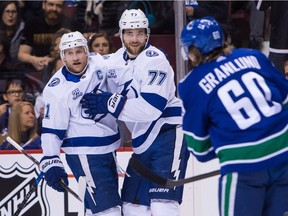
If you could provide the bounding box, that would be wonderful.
[40,155,68,192]
[81,92,126,118]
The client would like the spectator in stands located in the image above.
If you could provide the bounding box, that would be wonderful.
[0,31,12,74]
[256,1,288,74]
[230,1,264,50]
[17,0,80,73]
[128,1,175,35]
[0,79,25,136]
[0,31,27,76]
[185,0,229,25]
[41,27,71,85]
[87,32,114,55]
[0,101,41,150]
[0,1,25,60]
[18,1,43,22]
[99,1,130,36]
[184,0,236,43]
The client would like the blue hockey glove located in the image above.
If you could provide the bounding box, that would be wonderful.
[81,91,126,118]
[40,155,68,192]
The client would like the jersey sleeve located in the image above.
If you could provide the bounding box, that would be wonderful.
[178,73,217,162]
[41,85,70,155]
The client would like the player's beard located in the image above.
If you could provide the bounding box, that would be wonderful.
[45,10,62,24]
[124,42,146,57]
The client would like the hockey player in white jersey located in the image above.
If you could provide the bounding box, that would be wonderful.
[39,31,122,216]
[81,9,189,216]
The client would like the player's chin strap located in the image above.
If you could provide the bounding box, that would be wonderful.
[113,151,130,177]
[129,156,220,188]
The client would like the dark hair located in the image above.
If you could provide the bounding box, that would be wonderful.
[4,79,25,93]
[88,32,114,53]
[0,1,21,33]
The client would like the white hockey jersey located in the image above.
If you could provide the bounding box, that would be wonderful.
[106,45,183,154]
[41,54,121,156]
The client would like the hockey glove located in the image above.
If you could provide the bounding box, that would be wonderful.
[81,91,126,118]
[40,155,68,192]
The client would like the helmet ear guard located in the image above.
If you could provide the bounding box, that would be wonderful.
[180,16,224,57]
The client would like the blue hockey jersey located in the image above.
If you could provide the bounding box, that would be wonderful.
[178,48,288,174]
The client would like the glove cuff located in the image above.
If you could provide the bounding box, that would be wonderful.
[40,155,64,173]
[107,93,126,118]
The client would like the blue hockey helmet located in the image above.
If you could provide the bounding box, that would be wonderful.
[180,16,224,58]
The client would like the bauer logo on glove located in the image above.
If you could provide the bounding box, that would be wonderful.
[40,155,69,192]
[40,157,64,173]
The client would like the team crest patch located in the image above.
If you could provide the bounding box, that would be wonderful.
[146,50,159,57]
[48,78,60,87]
[0,163,48,215]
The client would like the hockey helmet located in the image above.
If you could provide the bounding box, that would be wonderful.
[119,9,149,32]
[59,31,88,60]
[180,16,224,57]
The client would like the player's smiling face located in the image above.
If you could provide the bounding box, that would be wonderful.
[123,29,147,56]
[63,46,88,73]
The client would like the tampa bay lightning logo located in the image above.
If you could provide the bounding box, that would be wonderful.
[146,50,159,57]
[48,78,60,87]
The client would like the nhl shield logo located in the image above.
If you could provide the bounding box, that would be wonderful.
[0,163,49,216]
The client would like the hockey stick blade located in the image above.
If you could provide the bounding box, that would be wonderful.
[129,157,220,188]
[6,136,83,202]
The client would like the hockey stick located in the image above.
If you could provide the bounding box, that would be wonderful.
[14,172,44,216]
[6,136,82,202]
[129,157,220,188]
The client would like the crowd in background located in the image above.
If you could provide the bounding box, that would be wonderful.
[0,0,287,150]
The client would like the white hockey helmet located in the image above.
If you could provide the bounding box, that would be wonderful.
[59,31,88,60]
[119,9,150,32]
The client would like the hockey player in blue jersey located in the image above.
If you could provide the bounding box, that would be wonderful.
[81,9,189,216]
[179,17,288,216]
[39,31,122,216]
